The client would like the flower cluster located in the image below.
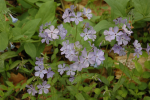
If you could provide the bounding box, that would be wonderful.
[39,23,67,44]
[62,5,92,25]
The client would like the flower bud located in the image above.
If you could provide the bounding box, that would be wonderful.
[9,13,18,23]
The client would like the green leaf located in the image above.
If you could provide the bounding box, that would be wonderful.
[138,82,147,90]
[133,60,143,74]
[143,96,150,100]
[0,85,7,90]
[51,48,58,61]
[113,76,126,92]
[0,60,4,72]
[66,86,78,95]
[132,76,141,84]
[35,42,45,57]
[0,32,8,51]
[128,89,136,96]
[142,72,150,78]
[24,42,36,59]
[119,62,131,78]
[0,0,7,13]
[144,61,150,69]
[93,20,114,32]
[3,87,14,99]
[75,93,85,100]
[0,51,17,60]
[6,81,14,87]
[22,93,29,99]
[35,1,56,25]
[22,19,41,39]
[94,88,101,95]
[20,77,34,91]
[9,60,21,70]
[104,0,129,19]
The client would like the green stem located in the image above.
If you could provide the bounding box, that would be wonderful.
[75,25,77,42]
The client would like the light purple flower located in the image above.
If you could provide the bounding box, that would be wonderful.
[45,22,51,27]
[58,64,66,75]
[117,34,130,45]
[113,17,122,25]
[44,25,59,39]
[9,13,18,23]
[133,47,142,58]
[26,85,37,96]
[47,67,55,78]
[146,43,150,55]
[122,24,133,35]
[57,24,67,39]
[60,40,70,55]
[80,28,96,41]
[93,48,105,65]
[39,24,43,33]
[83,22,93,30]
[74,41,82,50]
[81,48,95,68]
[62,9,72,23]
[83,8,92,19]
[40,32,52,44]
[111,44,122,54]
[71,12,83,25]
[70,5,76,12]
[119,48,126,56]
[111,27,123,40]
[104,27,114,42]
[37,81,50,94]
[69,75,75,82]
[35,65,47,79]
[65,65,76,76]
[72,56,85,71]
[133,40,141,49]
[35,57,44,65]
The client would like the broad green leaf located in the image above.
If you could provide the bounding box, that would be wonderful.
[138,82,147,90]
[12,27,23,40]
[128,89,136,96]
[0,51,17,60]
[113,76,126,92]
[17,0,32,8]
[0,32,8,51]
[0,0,7,13]
[66,86,78,95]
[0,60,4,72]
[132,76,141,84]
[93,20,114,32]
[133,60,143,74]
[75,93,85,100]
[35,1,56,25]
[119,62,131,78]
[3,87,14,99]
[105,0,129,19]
[6,81,14,87]
[0,85,7,90]
[142,72,150,78]
[24,42,36,59]
[94,88,101,95]
[9,60,21,70]
[22,93,29,99]
[143,96,150,100]
[144,61,150,69]
[22,19,41,39]
[35,42,45,57]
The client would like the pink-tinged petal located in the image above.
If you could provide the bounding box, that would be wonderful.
[50,25,55,31]
[35,72,39,76]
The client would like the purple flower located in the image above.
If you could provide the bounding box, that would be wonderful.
[71,12,83,25]
[122,24,133,35]
[117,34,130,45]
[58,64,66,75]
[35,65,47,79]
[83,8,92,19]
[93,48,105,65]
[146,43,150,55]
[133,40,141,49]
[119,48,126,56]
[40,32,52,44]
[83,22,93,30]
[57,24,67,39]
[45,22,51,27]
[47,67,55,78]
[80,28,96,41]
[62,9,72,23]
[26,85,37,96]
[113,17,122,25]
[74,41,82,50]
[60,40,70,55]
[65,65,76,76]
[39,24,43,33]
[69,75,75,82]
[72,56,85,71]
[111,44,122,54]
[133,47,142,58]
[111,27,123,40]
[70,5,76,12]
[37,81,50,94]
[44,25,59,39]
[35,57,44,66]
[104,27,114,42]
[81,48,95,68]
